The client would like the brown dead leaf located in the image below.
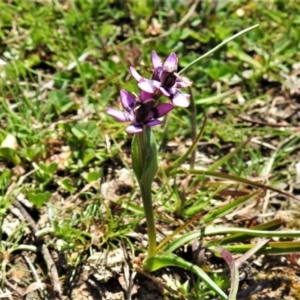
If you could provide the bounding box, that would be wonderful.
[9,269,25,283]
[23,281,45,295]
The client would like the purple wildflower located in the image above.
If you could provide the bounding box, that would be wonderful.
[130,51,191,108]
[107,89,173,134]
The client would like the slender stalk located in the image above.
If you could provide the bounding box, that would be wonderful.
[179,24,259,75]
[139,182,157,259]
[135,127,157,259]
[188,86,196,169]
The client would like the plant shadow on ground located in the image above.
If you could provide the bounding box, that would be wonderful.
[1,0,300,299]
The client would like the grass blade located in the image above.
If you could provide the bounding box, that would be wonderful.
[143,253,228,300]
[179,24,259,75]
[207,138,251,172]
[185,169,300,202]
[221,219,283,244]
[203,191,259,224]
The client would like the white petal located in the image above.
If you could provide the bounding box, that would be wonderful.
[151,51,162,69]
[138,80,160,93]
[163,52,178,71]
[107,108,132,122]
[171,92,189,108]
[130,66,142,82]
[126,124,143,133]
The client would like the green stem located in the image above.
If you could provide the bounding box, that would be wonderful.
[179,24,259,75]
[135,127,157,259]
[139,181,157,259]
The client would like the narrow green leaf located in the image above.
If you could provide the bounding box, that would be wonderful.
[267,241,300,250]
[140,127,158,185]
[203,191,258,224]
[204,227,300,238]
[195,88,238,105]
[185,169,300,202]
[157,212,205,252]
[164,231,202,253]
[218,241,300,255]
[163,117,207,174]
[221,219,283,243]
[179,24,259,75]
[121,200,144,214]
[143,253,228,300]
[131,134,142,179]
[165,225,300,253]
[207,138,251,172]
[228,48,263,69]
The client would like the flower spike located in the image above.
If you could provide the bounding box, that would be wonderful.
[107,90,173,134]
[131,52,191,107]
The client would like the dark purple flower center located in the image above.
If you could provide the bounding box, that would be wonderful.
[133,99,155,124]
[152,66,177,90]
[160,68,177,89]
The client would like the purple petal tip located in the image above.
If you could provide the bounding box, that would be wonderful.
[154,103,173,117]
[145,119,162,127]
[107,108,132,122]
[164,52,178,71]
[120,89,136,111]
[130,66,142,82]
[151,51,162,69]
[138,80,160,93]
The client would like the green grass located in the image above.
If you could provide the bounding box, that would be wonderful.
[1,0,300,299]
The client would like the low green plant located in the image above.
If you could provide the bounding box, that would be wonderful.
[105,24,300,300]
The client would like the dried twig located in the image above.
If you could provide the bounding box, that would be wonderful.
[235,238,270,269]
[0,277,23,299]
[23,255,46,298]
[238,115,293,128]
[120,240,136,300]
[10,200,62,298]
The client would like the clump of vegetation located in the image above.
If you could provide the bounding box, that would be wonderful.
[1,1,300,299]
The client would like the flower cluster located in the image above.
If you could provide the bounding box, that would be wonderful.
[107,51,192,133]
